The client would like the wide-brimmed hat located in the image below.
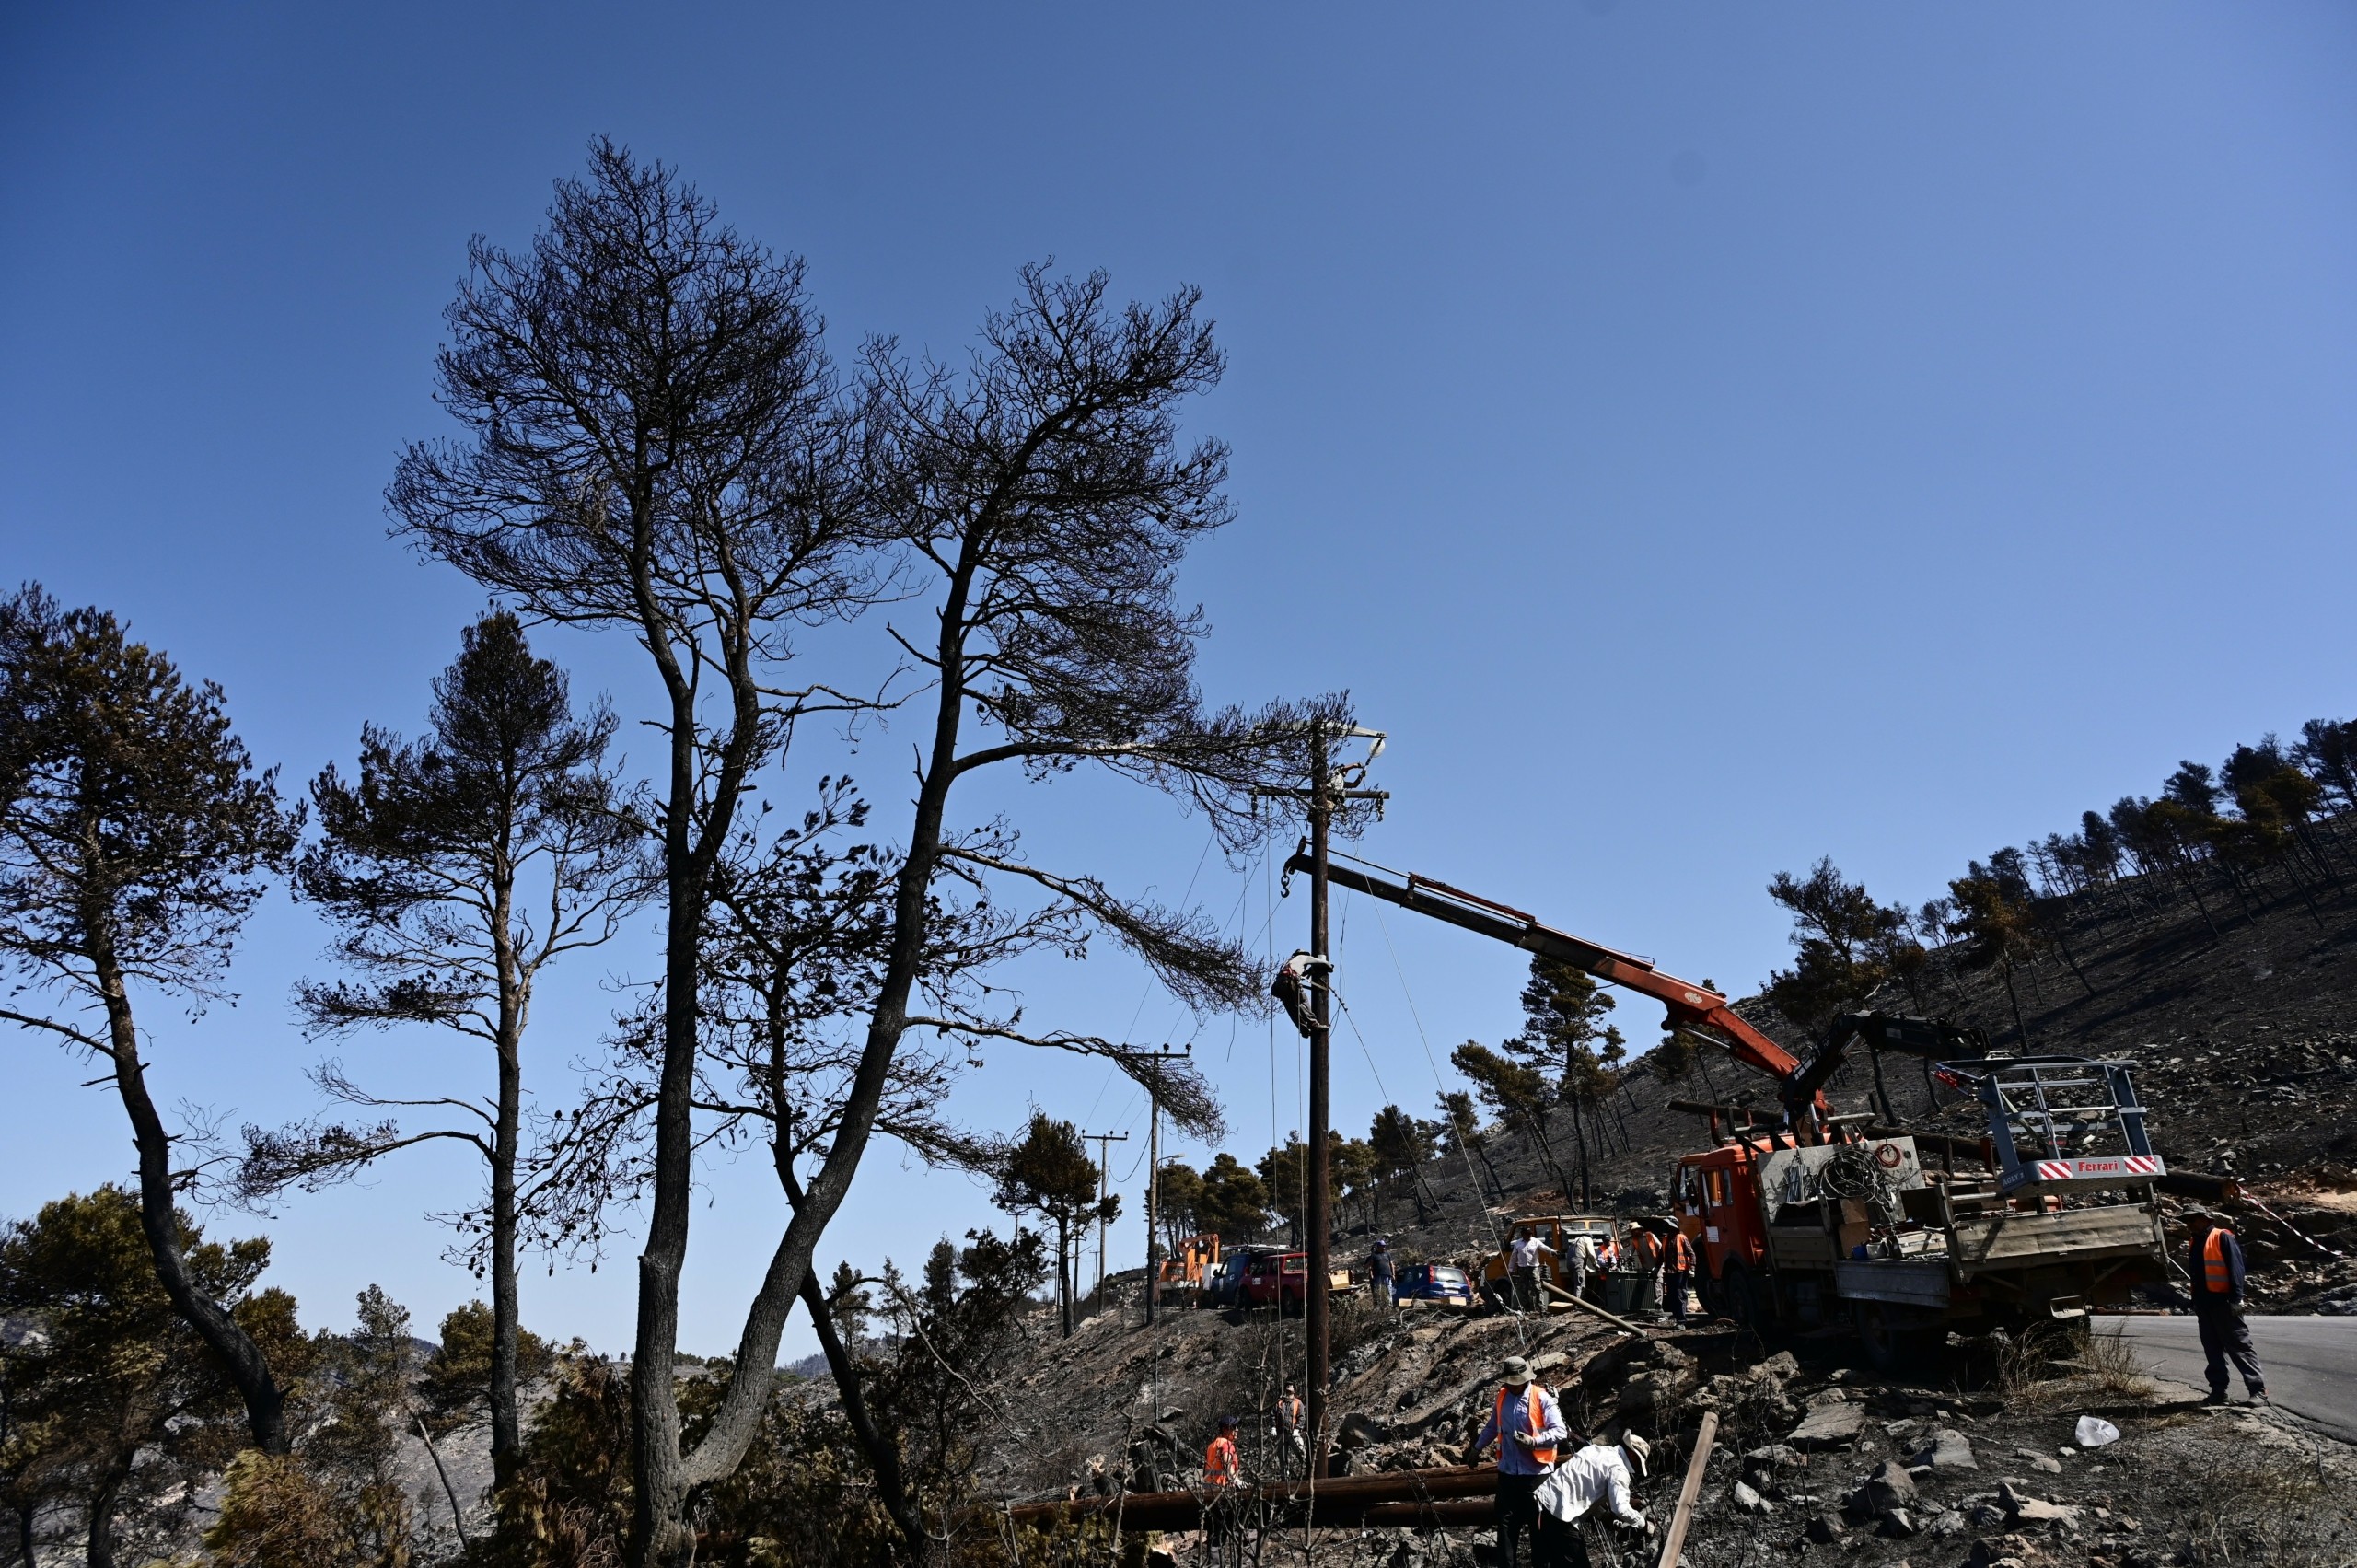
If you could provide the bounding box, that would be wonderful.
[1620,1431,1651,1476]
[2181,1208,2218,1225]
[1502,1355,1532,1387]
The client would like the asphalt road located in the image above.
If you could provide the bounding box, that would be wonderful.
[2111,1314,2357,1443]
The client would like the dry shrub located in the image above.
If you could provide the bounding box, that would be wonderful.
[2173,1453,2352,1566]
[1992,1319,2151,1411]
[206,1451,410,1568]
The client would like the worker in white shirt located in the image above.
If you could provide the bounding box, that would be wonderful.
[1569,1234,1598,1300]
[1509,1229,1554,1312]
[1534,1429,1652,1568]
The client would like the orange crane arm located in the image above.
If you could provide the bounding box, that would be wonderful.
[1290,852,1807,1086]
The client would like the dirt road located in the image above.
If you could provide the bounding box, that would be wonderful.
[2113,1313,2357,1442]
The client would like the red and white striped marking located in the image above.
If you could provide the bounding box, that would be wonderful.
[2032,1155,2166,1182]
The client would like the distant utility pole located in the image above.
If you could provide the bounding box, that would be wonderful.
[1082,1130,1130,1301]
[1131,1045,1192,1327]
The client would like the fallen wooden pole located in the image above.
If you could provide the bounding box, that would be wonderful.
[1545,1282,1650,1337]
[1655,1411,1718,1568]
[998,1462,1499,1533]
[1364,1497,1494,1527]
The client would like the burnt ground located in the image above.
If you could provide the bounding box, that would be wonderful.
[964,851,2357,1562]
[985,1287,2357,1568]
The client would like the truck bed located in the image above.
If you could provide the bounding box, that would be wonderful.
[1947,1202,2164,1276]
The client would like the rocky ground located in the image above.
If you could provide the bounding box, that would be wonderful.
[992,1287,2357,1568]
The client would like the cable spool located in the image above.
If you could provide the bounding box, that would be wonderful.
[1819,1142,1906,1230]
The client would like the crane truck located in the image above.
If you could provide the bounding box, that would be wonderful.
[1294,849,2173,1367]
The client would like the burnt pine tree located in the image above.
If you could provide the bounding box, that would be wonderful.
[0,587,302,1453]
[1449,1042,1572,1198]
[1947,858,2042,1046]
[618,261,1317,1554]
[1762,857,1906,1029]
[993,1113,1115,1337]
[393,142,1296,1563]
[237,610,642,1483]
[388,143,893,1564]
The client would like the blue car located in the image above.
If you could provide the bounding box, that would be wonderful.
[1394,1262,1476,1307]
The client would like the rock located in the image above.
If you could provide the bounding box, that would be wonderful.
[1790,1402,1868,1449]
[1878,1508,1919,1539]
[1734,1481,1771,1514]
[1926,1509,1968,1539]
[2026,1455,2063,1475]
[1912,1429,1978,1471]
[1747,1443,1805,1469]
[1966,1504,2007,1527]
[1339,1412,1387,1448]
[1859,1460,1917,1514]
[1756,1351,1802,1383]
[2013,1497,2080,1527]
[1805,1512,1844,1545]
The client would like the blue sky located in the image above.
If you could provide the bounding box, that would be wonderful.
[5,4,2353,1361]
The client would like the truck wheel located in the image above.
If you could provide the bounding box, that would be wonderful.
[1854,1301,1942,1375]
[1720,1262,1765,1331]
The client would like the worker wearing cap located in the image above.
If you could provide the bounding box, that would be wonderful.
[1272,1385,1306,1478]
[1371,1238,1397,1308]
[1469,1354,1570,1568]
[2184,1211,2267,1406]
[1204,1415,1243,1487]
[1536,1428,1652,1567]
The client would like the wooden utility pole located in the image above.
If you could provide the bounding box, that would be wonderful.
[1305,726,1335,1463]
[1082,1130,1129,1301]
[1132,1046,1190,1326]
[1257,722,1384,1471]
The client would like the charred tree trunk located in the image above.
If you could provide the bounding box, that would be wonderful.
[94,933,289,1454]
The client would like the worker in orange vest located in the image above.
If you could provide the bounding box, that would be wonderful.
[1631,1229,1664,1271]
[1203,1415,1245,1566]
[2184,1211,2267,1405]
[1665,1229,1696,1325]
[1205,1414,1243,1485]
[1468,1354,1570,1568]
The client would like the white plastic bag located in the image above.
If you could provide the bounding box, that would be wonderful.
[2074,1415,2121,1448]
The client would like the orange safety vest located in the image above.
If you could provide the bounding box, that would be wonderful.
[1669,1232,1695,1271]
[1205,1434,1241,1486]
[1494,1384,1557,1467]
[1597,1238,1619,1268]
[1277,1396,1304,1431]
[2200,1229,2236,1295]
[1633,1232,1664,1268]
